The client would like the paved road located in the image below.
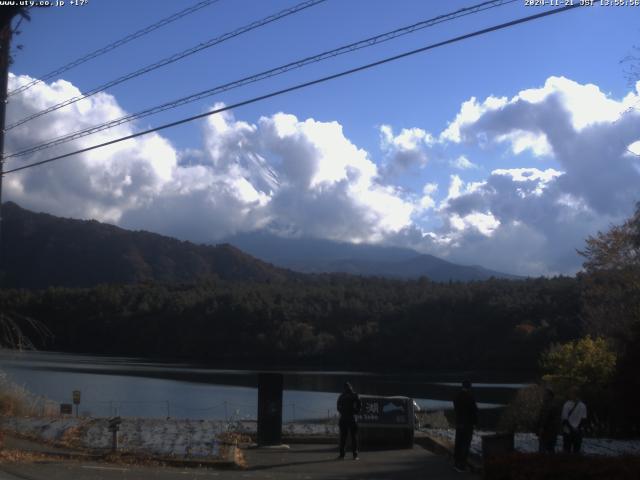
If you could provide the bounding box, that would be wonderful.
[0,444,477,480]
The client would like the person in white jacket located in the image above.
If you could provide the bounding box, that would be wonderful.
[561,388,587,453]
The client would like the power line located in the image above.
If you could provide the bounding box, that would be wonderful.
[6,0,517,160]
[3,4,582,176]
[5,0,327,131]
[611,97,640,157]
[7,0,224,98]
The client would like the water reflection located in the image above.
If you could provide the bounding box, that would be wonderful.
[0,350,520,421]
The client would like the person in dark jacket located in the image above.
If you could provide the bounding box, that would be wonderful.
[337,381,362,460]
[453,380,478,472]
[537,387,559,453]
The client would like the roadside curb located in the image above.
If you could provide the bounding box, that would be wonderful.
[281,435,336,444]
[416,432,483,473]
[2,432,101,460]
[104,439,242,469]
[415,433,454,456]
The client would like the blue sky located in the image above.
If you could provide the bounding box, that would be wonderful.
[4,0,640,275]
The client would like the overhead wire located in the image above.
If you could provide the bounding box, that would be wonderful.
[3,4,582,176]
[8,0,224,97]
[5,0,327,131]
[6,0,518,160]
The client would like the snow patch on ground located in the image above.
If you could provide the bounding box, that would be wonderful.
[4,417,638,459]
[422,428,640,457]
[1,417,228,458]
[1,417,340,457]
[208,420,338,437]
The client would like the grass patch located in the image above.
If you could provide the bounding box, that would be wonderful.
[0,372,57,417]
[0,449,57,463]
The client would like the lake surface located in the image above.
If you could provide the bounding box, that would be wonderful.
[0,350,526,421]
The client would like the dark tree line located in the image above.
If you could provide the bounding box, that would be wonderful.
[0,274,582,374]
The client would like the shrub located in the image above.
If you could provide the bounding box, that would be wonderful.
[0,372,56,417]
[498,385,545,433]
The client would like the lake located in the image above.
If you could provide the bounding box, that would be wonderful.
[0,350,526,421]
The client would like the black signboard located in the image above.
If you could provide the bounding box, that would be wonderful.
[60,403,72,415]
[356,396,411,426]
[356,395,415,448]
[108,416,122,431]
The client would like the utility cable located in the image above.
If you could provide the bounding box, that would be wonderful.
[8,0,224,97]
[2,4,582,176]
[6,0,517,160]
[5,0,327,130]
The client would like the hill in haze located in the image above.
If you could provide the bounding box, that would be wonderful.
[225,231,521,281]
[0,202,292,288]
[0,202,519,288]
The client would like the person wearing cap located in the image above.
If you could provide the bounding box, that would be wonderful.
[337,381,362,460]
[537,387,559,453]
[453,380,478,472]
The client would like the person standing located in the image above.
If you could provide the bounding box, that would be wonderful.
[537,387,559,453]
[337,381,361,460]
[453,380,478,472]
[561,389,587,454]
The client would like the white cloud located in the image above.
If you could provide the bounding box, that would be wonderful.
[495,130,553,157]
[407,77,640,275]
[450,155,478,170]
[627,140,640,156]
[449,212,500,236]
[262,113,377,190]
[6,72,640,276]
[517,76,634,130]
[440,95,508,143]
[122,108,419,243]
[491,168,563,197]
[379,124,434,177]
[4,75,416,244]
[453,76,640,216]
[440,175,485,207]
[417,182,438,212]
[5,74,177,224]
[446,174,464,201]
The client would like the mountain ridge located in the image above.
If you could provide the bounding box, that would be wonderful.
[0,202,293,288]
[0,202,520,288]
[225,231,521,281]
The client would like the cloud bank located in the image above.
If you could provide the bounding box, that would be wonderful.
[4,74,640,275]
[5,75,415,245]
[425,76,640,274]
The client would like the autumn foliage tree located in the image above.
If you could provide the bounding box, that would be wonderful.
[539,336,617,434]
[578,202,640,342]
[577,202,640,434]
[540,336,617,389]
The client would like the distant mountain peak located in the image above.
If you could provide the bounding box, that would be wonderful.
[224,231,521,281]
[0,202,520,288]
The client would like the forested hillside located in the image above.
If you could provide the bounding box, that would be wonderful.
[0,275,582,373]
[0,202,294,288]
